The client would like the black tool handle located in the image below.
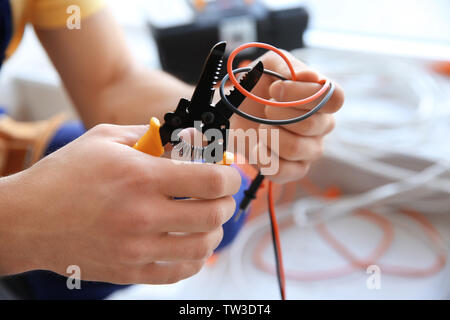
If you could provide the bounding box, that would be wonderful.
[239,172,265,212]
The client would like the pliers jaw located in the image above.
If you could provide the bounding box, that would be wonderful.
[160,41,228,148]
[160,96,231,163]
[160,98,191,146]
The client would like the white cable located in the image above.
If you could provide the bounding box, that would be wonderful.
[289,53,450,225]
[325,145,450,194]
[293,161,449,226]
[228,51,450,296]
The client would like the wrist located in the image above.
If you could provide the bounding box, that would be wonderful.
[0,172,44,275]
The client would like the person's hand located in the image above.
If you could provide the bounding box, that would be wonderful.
[231,51,344,183]
[0,124,241,284]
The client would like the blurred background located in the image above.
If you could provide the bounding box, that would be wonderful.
[1,0,449,299]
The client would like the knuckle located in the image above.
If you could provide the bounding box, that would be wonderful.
[221,196,236,221]
[207,168,227,197]
[288,116,314,134]
[300,162,312,177]
[304,167,311,178]
[261,50,278,62]
[206,205,226,229]
[197,231,220,259]
[296,117,314,134]
[330,84,345,112]
[286,138,303,159]
[190,260,205,277]
[91,123,116,136]
[213,227,224,250]
[228,167,242,195]
[327,116,336,133]
[313,139,324,159]
[227,196,237,217]
[192,241,211,260]
[260,51,285,70]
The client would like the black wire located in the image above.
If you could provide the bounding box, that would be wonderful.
[221,67,335,300]
[267,184,285,300]
[219,67,335,125]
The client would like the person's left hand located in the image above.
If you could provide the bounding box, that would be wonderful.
[231,50,344,183]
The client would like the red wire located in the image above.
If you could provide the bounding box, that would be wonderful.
[227,42,333,300]
[268,181,286,299]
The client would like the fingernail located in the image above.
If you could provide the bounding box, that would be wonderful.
[270,80,285,101]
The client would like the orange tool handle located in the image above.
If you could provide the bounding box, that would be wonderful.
[133,117,165,157]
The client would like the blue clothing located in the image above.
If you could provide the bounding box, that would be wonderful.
[0,0,13,69]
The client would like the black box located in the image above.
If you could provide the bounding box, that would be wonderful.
[148,1,309,83]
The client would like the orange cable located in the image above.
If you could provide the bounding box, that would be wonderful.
[253,210,394,281]
[252,177,447,281]
[227,42,330,108]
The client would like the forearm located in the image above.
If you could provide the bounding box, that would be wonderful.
[34,9,193,129]
[77,67,194,128]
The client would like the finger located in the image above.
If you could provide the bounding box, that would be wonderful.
[137,260,205,284]
[89,123,150,146]
[245,51,320,103]
[154,196,236,233]
[149,158,242,199]
[259,50,320,83]
[268,159,311,184]
[260,125,323,162]
[249,140,311,180]
[264,107,335,136]
[269,80,345,114]
[151,228,224,262]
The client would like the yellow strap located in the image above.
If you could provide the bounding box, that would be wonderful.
[30,0,106,29]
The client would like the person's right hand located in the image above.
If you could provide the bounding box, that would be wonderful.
[0,124,241,284]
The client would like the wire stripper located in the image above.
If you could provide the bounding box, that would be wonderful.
[133,41,263,164]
